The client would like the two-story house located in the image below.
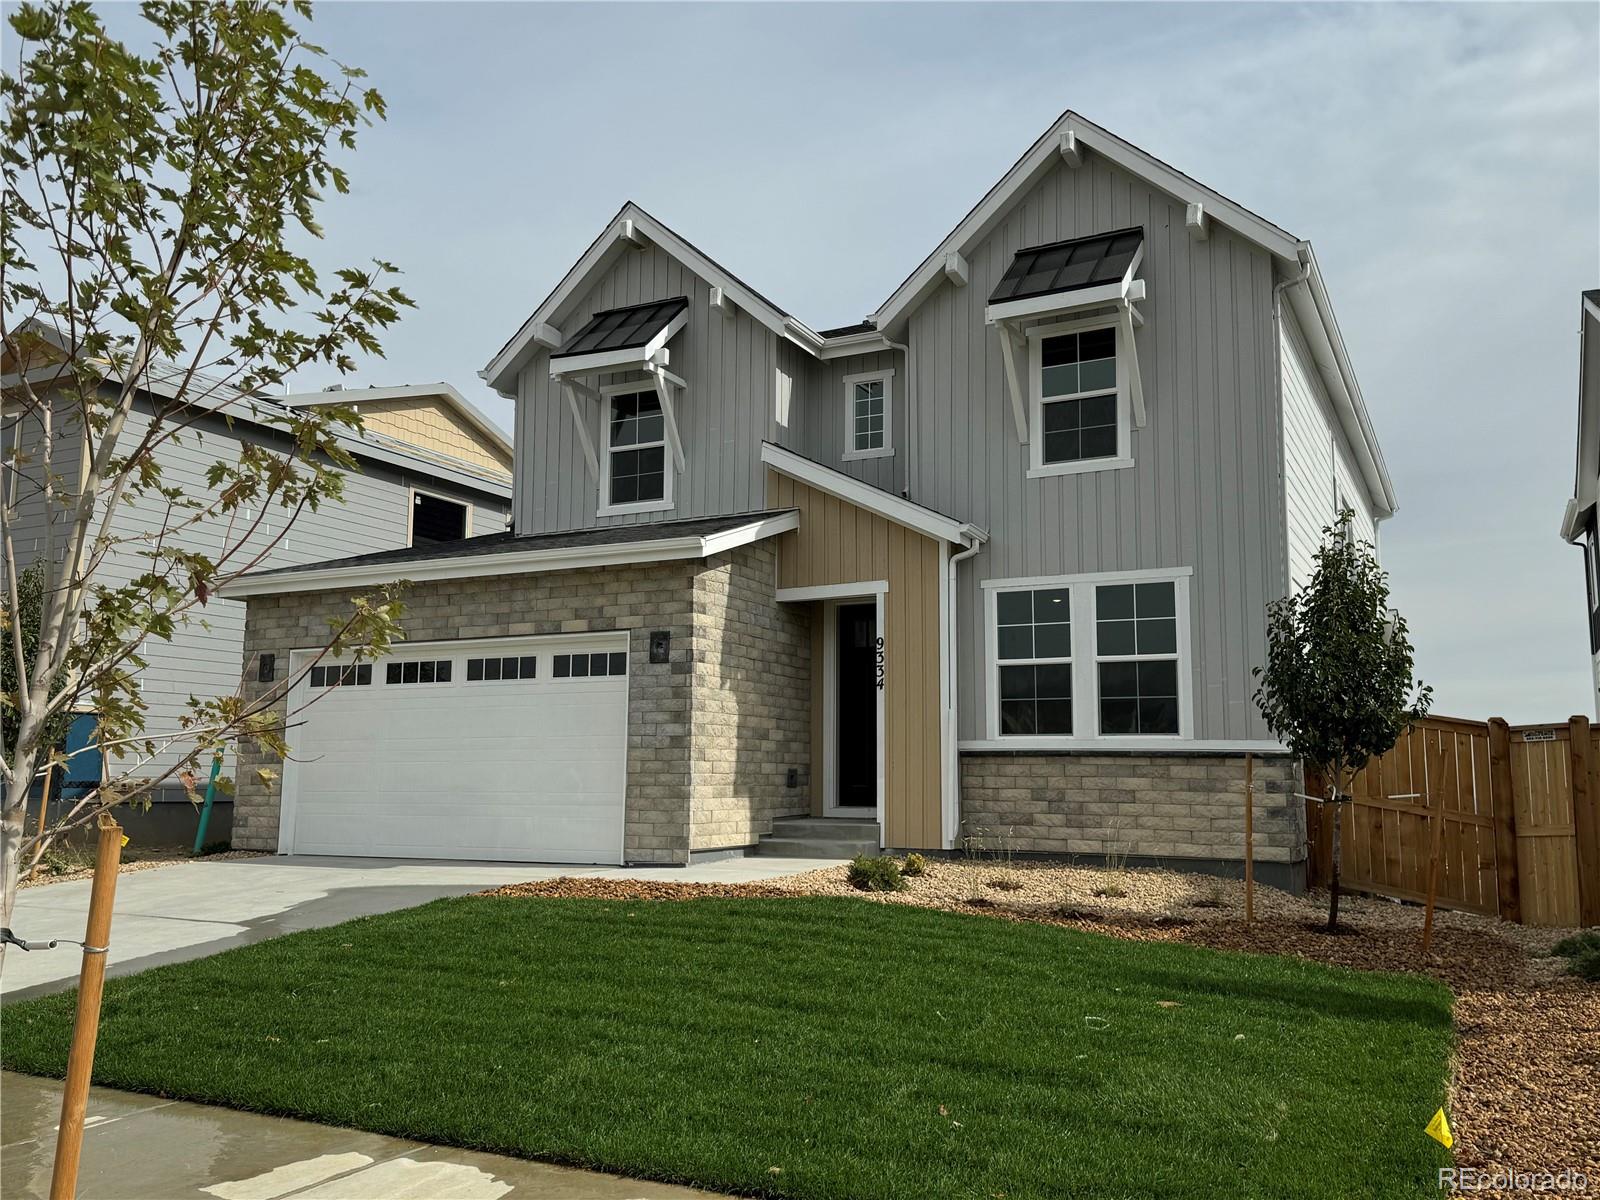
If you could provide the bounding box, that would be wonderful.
[4,325,512,841]
[1560,289,1600,715]
[228,111,1392,887]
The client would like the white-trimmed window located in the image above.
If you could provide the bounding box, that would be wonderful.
[1026,316,1131,478]
[985,568,1192,742]
[995,586,1074,735]
[600,384,673,515]
[842,369,893,461]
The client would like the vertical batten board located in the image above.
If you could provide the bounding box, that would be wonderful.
[517,242,778,535]
[766,470,943,849]
[891,155,1283,743]
[785,349,903,494]
[1281,304,1377,587]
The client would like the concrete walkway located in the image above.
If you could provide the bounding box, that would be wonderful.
[2,854,832,1001]
[1,1071,720,1198]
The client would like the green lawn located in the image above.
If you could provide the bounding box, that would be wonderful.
[3,896,1454,1199]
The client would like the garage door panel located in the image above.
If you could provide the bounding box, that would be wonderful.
[285,638,627,864]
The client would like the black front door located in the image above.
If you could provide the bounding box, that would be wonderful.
[836,603,877,809]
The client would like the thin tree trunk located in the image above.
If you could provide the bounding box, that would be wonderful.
[0,747,37,975]
[1327,777,1342,932]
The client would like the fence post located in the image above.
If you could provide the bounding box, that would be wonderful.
[1569,715,1600,927]
[1486,717,1521,925]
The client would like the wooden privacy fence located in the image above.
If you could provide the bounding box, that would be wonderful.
[1306,716,1600,927]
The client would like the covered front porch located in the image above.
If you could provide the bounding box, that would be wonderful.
[762,443,985,851]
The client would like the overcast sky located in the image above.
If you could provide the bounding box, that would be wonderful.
[71,2,1600,721]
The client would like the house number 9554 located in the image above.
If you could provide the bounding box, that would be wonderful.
[875,636,886,690]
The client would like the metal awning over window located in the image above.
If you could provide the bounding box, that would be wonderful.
[548,296,691,484]
[985,228,1144,323]
[549,296,689,377]
[985,229,1147,442]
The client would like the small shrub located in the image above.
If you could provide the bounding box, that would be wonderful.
[194,840,233,857]
[1092,883,1128,900]
[1189,881,1227,910]
[901,852,928,878]
[985,876,1024,892]
[1550,930,1600,959]
[1567,947,1600,983]
[847,855,906,893]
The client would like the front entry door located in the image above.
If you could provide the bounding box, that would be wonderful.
[835,603,878,809]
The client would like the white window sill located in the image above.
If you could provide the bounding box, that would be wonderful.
[843,447,895,462]
[970,735,1192,751]
[597,498,675,518]
[1026,456,1134,480]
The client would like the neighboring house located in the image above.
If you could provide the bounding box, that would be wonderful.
[3,329,512,834]
[228,111,1393,885]
[1560,290,1600,716]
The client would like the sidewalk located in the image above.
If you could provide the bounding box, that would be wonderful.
[0,1072,719,1199]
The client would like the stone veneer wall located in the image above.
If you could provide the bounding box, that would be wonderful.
[959,753,1303,867]
[689,545,812,850]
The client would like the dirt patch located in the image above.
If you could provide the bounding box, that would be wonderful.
[482,859,1595,1180]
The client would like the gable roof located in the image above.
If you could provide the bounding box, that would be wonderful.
[480,203,821,394]
[279,382,512,460]
[479,111,1394,514]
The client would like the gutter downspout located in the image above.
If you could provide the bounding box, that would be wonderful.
[941,526,987,849]
[883,337,912,497]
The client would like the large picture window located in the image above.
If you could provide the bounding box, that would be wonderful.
[602,387,671,513]
[1027,318,1131,477]
[986,570,1190,742]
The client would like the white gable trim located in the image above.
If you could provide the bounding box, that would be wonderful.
[760,441,983,546]
[482,204,818,394]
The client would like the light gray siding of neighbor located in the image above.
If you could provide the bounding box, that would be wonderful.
[786,349,905,495]
[892,156,1286,744]
[1,397,84,587]
[1280,303,1378,588]
[515,242,779,535]
[11,392,509,784]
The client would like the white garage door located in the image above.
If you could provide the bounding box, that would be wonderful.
[279,635,628,864]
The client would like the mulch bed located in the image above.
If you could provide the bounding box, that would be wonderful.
[481,872,1599,1184]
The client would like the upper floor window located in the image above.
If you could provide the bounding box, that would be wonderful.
[1028,319,1130,477]
[842,369,894,461]
[601,386,672,514]
[410,491,468,546]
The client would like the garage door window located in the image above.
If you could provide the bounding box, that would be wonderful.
[310,664,371,688]
[466,655,538,682]
[553,651,626,678]
[386,659,453,685]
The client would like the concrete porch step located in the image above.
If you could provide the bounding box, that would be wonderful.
[756,817,881,859]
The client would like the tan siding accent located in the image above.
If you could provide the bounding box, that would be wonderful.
[768,469,944,848]
[336,397,512,476]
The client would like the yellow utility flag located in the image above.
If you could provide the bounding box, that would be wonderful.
[1425,1108,1453,1149]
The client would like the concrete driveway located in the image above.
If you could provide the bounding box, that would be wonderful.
[1,853,829,1002]
[1,1072,719,1198]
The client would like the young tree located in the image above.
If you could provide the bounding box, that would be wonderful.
[1253,511,1432,930]
[0,0,411,942]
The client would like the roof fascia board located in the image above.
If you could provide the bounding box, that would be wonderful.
[817,332,896,360]
[760,441,970,544]
[281,382,512,457]
[484,206,811,393]
[1288,250,1396,517]
[223,512,799,599]
[1565,296,1600,540]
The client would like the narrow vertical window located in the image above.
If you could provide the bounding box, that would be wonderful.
[604,388,670,510]
[842,370,894,460]
[994,588,1073,736]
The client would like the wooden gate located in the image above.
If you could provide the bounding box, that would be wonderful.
[1306,716,1600,927]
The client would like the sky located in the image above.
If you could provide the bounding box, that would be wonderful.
[33,1,1600,722]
